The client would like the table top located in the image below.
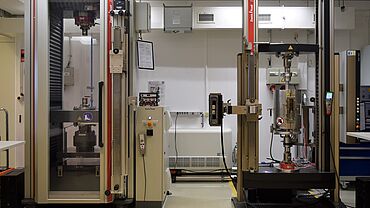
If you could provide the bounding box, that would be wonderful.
[0,141,25,151]
[347,132,370,140]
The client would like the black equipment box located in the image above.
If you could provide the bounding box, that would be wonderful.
[357,177,370,208]
[0,169,24,208]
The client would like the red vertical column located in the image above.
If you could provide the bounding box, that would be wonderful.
[106,0,113,202]
[248,0,255,55]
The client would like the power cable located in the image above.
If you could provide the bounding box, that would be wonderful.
[269,130,280,163]
[142,156,147,203]
[220,120,236,182]
[174,112,179,168]
[328,135,355,208]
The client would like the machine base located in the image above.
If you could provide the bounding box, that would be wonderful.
[232,196,336,208]
[244,166,335,189]
[23,198,135,208]
[231,166,336,207]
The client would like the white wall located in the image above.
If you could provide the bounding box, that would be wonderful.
[0,34,24,168]
[15,34,25,167]
[138,30,240,154]
[335,10,370,52]
[0,36,16,167]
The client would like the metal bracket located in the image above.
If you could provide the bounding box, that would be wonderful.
[245,99,262,121]
[110,51,124,73]
[224,99,262,121]
[128,96,138,111]
[226,105,247,115]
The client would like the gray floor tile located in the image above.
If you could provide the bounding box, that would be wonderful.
[164,182,234,208]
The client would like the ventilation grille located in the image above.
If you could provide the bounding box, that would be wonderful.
[258,14,271,22]
[49,11,64,109]
[169,156,225,169]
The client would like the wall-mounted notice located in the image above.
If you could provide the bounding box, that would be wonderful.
[137,40,154,70]
[148,81,165,105]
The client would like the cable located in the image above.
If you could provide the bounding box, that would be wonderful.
[269,130,280,163]
[142,156,147,203]
[328,132,355,208]
[133,110,137,203]
[232,144,237,166]
[220,120,236,182]
[293,191,330,208]
[66,36,72,68]
[174,112,179,168]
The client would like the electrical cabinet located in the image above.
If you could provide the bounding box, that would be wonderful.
[135,106,171,208]
[164,5,192,33]
[340,50,361,143]
[136,2,151,33]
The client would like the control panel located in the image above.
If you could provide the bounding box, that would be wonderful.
[135,106,169,203]
[325,91,334,116]
[142,117,158,137]
[139,134,146,155]
[209,93,224,126]
[139,92,160,106]
[360,86,370,131]
[360,86,370,102]
[357,97,361,131]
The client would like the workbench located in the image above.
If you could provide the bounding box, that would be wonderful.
[340,133,370,188]
[346,132,370,140]
[0,141,25,151]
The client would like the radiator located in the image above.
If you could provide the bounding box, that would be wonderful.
[168,128,232,170]
[169,156,227,170]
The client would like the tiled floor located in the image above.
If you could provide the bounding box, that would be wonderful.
[164,182,357,208]
[164,182,234,208]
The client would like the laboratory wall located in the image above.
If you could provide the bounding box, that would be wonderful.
[0,35,24,168]
[138,30,239,157]
[0,18,24,168]
[136,1,370,162]
[335,10,370,52]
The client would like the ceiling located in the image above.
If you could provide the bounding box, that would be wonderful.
[0,0,24,15]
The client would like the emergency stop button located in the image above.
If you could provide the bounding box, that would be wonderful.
[147,122,153,127]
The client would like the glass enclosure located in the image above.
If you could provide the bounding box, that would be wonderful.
[48,0,101,194]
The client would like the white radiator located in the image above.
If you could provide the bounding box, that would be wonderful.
[169,156,227,170]
[168,128,232,170]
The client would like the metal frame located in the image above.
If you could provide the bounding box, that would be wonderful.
[234,0,340,205]
[24,0,111,204]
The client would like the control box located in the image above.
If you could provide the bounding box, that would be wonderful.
[135,2,151,33]
[164,5,192,33]
[360,102,370,131]
[360,86,370,102]
[360,86,370,131]
[135,106,170,208]
[209,93,223,126]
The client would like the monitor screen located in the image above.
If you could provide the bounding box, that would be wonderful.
[326,92,333,100]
